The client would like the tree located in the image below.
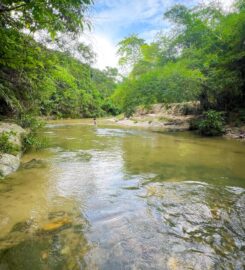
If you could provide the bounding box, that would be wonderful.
[113,1,245,115]
[117,34,145,73]
[0,0,93,36]
[0,0,103,118]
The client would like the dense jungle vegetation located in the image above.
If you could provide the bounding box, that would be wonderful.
[113,0,245,118]
[0,0,119,119]
[0,0,244,125]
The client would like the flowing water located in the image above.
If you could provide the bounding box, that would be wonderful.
[0,120,244,270]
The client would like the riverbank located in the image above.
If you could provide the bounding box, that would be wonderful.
[111,102,199,131]
[111,102,245,141]
[0,122,26,177]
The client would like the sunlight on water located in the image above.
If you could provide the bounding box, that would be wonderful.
[0,120,244,269]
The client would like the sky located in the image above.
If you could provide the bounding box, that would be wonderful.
[82,0,235,70]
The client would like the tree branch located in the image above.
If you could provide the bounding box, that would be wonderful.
[0,3,27,13]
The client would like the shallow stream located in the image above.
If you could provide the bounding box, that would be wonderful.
[0,120,244,269]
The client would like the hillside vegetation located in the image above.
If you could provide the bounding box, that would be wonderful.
[0,0,119,119]
[113,1,245,120]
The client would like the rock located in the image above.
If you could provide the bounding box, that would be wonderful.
[0,153,20,177]
[48,211,66,220]
[58,151,92,163]
[0,122,26,177]
[167,257,180,270]
[0,122,26,148]
[40,217,72,233]
[21,159,47,170]
[76,151,92,162]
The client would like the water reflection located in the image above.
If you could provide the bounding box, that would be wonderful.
[0,122,244,269]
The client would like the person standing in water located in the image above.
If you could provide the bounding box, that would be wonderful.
[93,117,97,125]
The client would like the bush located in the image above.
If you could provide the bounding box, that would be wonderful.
[0,131,20,155]
[22,133,48,152]
[198,110,225,136]
[17,114,45,130]
[18,114,48,152]
[189,117,201,130]
[124,105,135,118]
[101,99,121,116]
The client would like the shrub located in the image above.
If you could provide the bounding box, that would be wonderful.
[124,106,135,118]
[17,114,45,130]
[18,114,48,152]
[189,117,201,130]
[0,131,20,155]
[101,99,121,116]
[198,110,225,136]
[22,133,48,152]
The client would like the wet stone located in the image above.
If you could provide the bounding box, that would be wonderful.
[40,217,72,233]
[21,159,47,170]
[48,211,67,220]
[57,151,93,163]
[11,220,33,233]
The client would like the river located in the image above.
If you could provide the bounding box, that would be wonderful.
[0,120,244,270]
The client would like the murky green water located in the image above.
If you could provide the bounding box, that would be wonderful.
[0,120,245,270]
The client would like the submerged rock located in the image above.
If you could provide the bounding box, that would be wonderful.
[57,151,92,163]
[0,213,90,270]
[76,151,92,162]
[40,217,72,233]
[48,211,66,220]
[11,220,33,233]
[21,159,47,170]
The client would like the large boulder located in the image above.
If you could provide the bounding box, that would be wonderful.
[0,122,26,177]
[0,153,20,177]
[0,122,26,148]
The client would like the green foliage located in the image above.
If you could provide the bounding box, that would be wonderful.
[0,31,119,118]
[0,0,121,119]
[0,131,20,155]
[114,0,245,120]
[101,99,121,116]
[17,114,48,152]
[197,110,225,136]
[0,0,93,36]
[21,123,48,152]
[113,61,203,113]
[18,114,44,130]
[22,133,48,152]
[117,34,145,72]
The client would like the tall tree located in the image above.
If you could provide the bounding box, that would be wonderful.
[117,34,145,73]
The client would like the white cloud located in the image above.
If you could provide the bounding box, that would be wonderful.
[91,34,119,69]
[89,0,175,69]
[80,30,119,70]
[200,0,235,11]
[88,0,236,70]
